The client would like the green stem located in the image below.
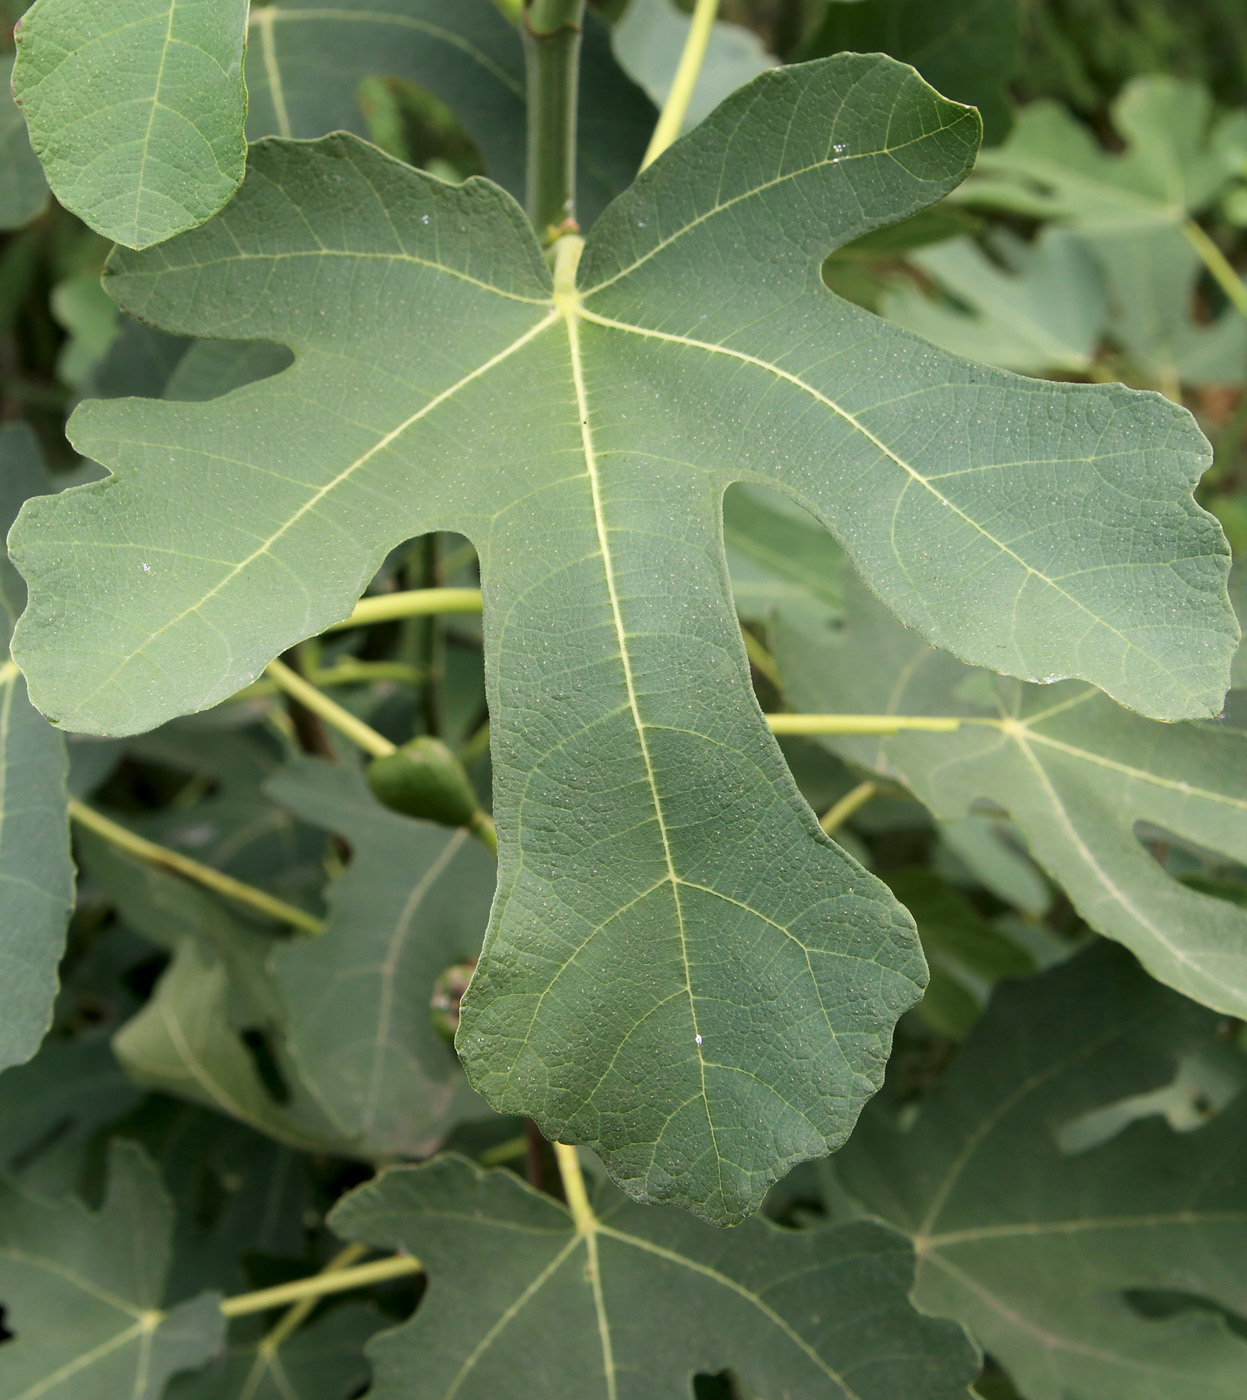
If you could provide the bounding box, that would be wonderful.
[326,587,483,631]
[266,658,397,759]
[820,780,878,837]
[69,799,323,935]
[1182,218,1247,320]
[742,629,781,687]
[641,0,720,170]
[766,713,968,736]
[553,1141,596,1234]
[220,1254,421,1318]
[258,1244,369,1353]
[524,0,586,240]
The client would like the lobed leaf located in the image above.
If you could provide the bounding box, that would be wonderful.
[774,575,1247,1015]
[9,56,1236,1219]
[0,1139,223,1400]
[12,0,249,249]
[329,1153,980,1400]
[836,943,1247,1400]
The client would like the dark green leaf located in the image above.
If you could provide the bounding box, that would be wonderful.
[0,54,49,230]
[329,1153,980,1400]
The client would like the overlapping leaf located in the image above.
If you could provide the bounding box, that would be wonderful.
[0,426,72,1075]
[0,53,48,230]
[835,943,1247,1400]
[12,0,249,248]
[245,0,654,228]
[0,1140,223,1400]
[774,575,1247,1014]
[329,1153,979,1400]
[267,759,496,1157]
[10,56,1236,1220]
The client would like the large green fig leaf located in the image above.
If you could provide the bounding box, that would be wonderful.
[0,1139,224,1400]
[11,0,249,249]
[0,53,49,230]
[266,759,496,1157]
[246,0,654,228]
[10,56,1236,1220]
[329,1153,979,1400]
[0,426,72,1076]
[835,943,1247,1400]
[774,576,1247,1015]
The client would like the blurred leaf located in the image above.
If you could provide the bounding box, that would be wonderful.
[50,272,118,388]
[882,228,1108,374]
[804,0,1022,142]
[723,484,843,624]
[774,576,1247,1015]
[267,759,496,1158]
[936,813,1051,919]
[969,77,1239,229]
[12,0,249,248]
[837,943,1247,1400]
[0,53,49,230]
[330,1153,980,1399]
[0,1139,224,1399]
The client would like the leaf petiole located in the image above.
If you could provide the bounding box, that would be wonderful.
[219,1252,422,1318]
[640,0,720,170]
[553,1141,597,1235]
[766,713,972,735]
[820,780,879,836]
[1181,218,1247,321]
[326,587,483,630]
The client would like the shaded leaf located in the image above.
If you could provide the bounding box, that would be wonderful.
[723,484,843,624]
[12,0,249,249]
[0,426,72,1075]
[0,54,49,230]
[882,228,1108,373]
[774,575,1247,1015]
[267,759,496,1157]
[329,1153,979,1400]
[245,0,654,229]
[0,1139,224,1399]
[10,57,1236,1220]
[969,76,1238,229]
[836,944,1247,1400]
[804,0,1022,142]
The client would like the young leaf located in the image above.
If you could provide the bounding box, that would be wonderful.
[0,426,72,1076]
[968,76,1238,229]
[245,0,655,227]
[774,576,1247,1016]
[881,228,1109,374]
[12,0,249,249]
[329,1154,980,1400]
[266,759,496,1157]
[0,54,49,230]
[0,1139,224,1400]
[9,56,1236,1220]
[835,943,1247,1400]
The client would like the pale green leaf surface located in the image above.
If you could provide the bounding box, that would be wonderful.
[0,54,49,230]
[0,426,72,1076]
[881,228,1108,373]
[0,1139,224,1400]
[804,0,1022,142]
[12,0,249,249]
[267,759,496,1157]
[9,57,1235,1220]
[51,272,119,388]
[969,77,1236,229]
[614,0,775,133]
[245,0,654,228]
[774,576,1247,1015]
[166,1306,379,1400]
[329,1154,979,1400]
[836,943,1247,1400]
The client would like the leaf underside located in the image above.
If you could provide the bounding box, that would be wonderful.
[10,55,1235,1221]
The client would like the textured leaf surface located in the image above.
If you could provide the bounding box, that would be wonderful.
[10,57,1236,1219]
[969,76,1238,229]
[245,0,654,228]
[774,576,1247,1015]
[267,759,496,1157]
[0,1140,223,1400]
[329,1154,979,1400]
[12,0,249,248]
[0,54,49,230]
[0,426,72,1075]
[882,228,1108,373]
[836,944,1247,1400]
